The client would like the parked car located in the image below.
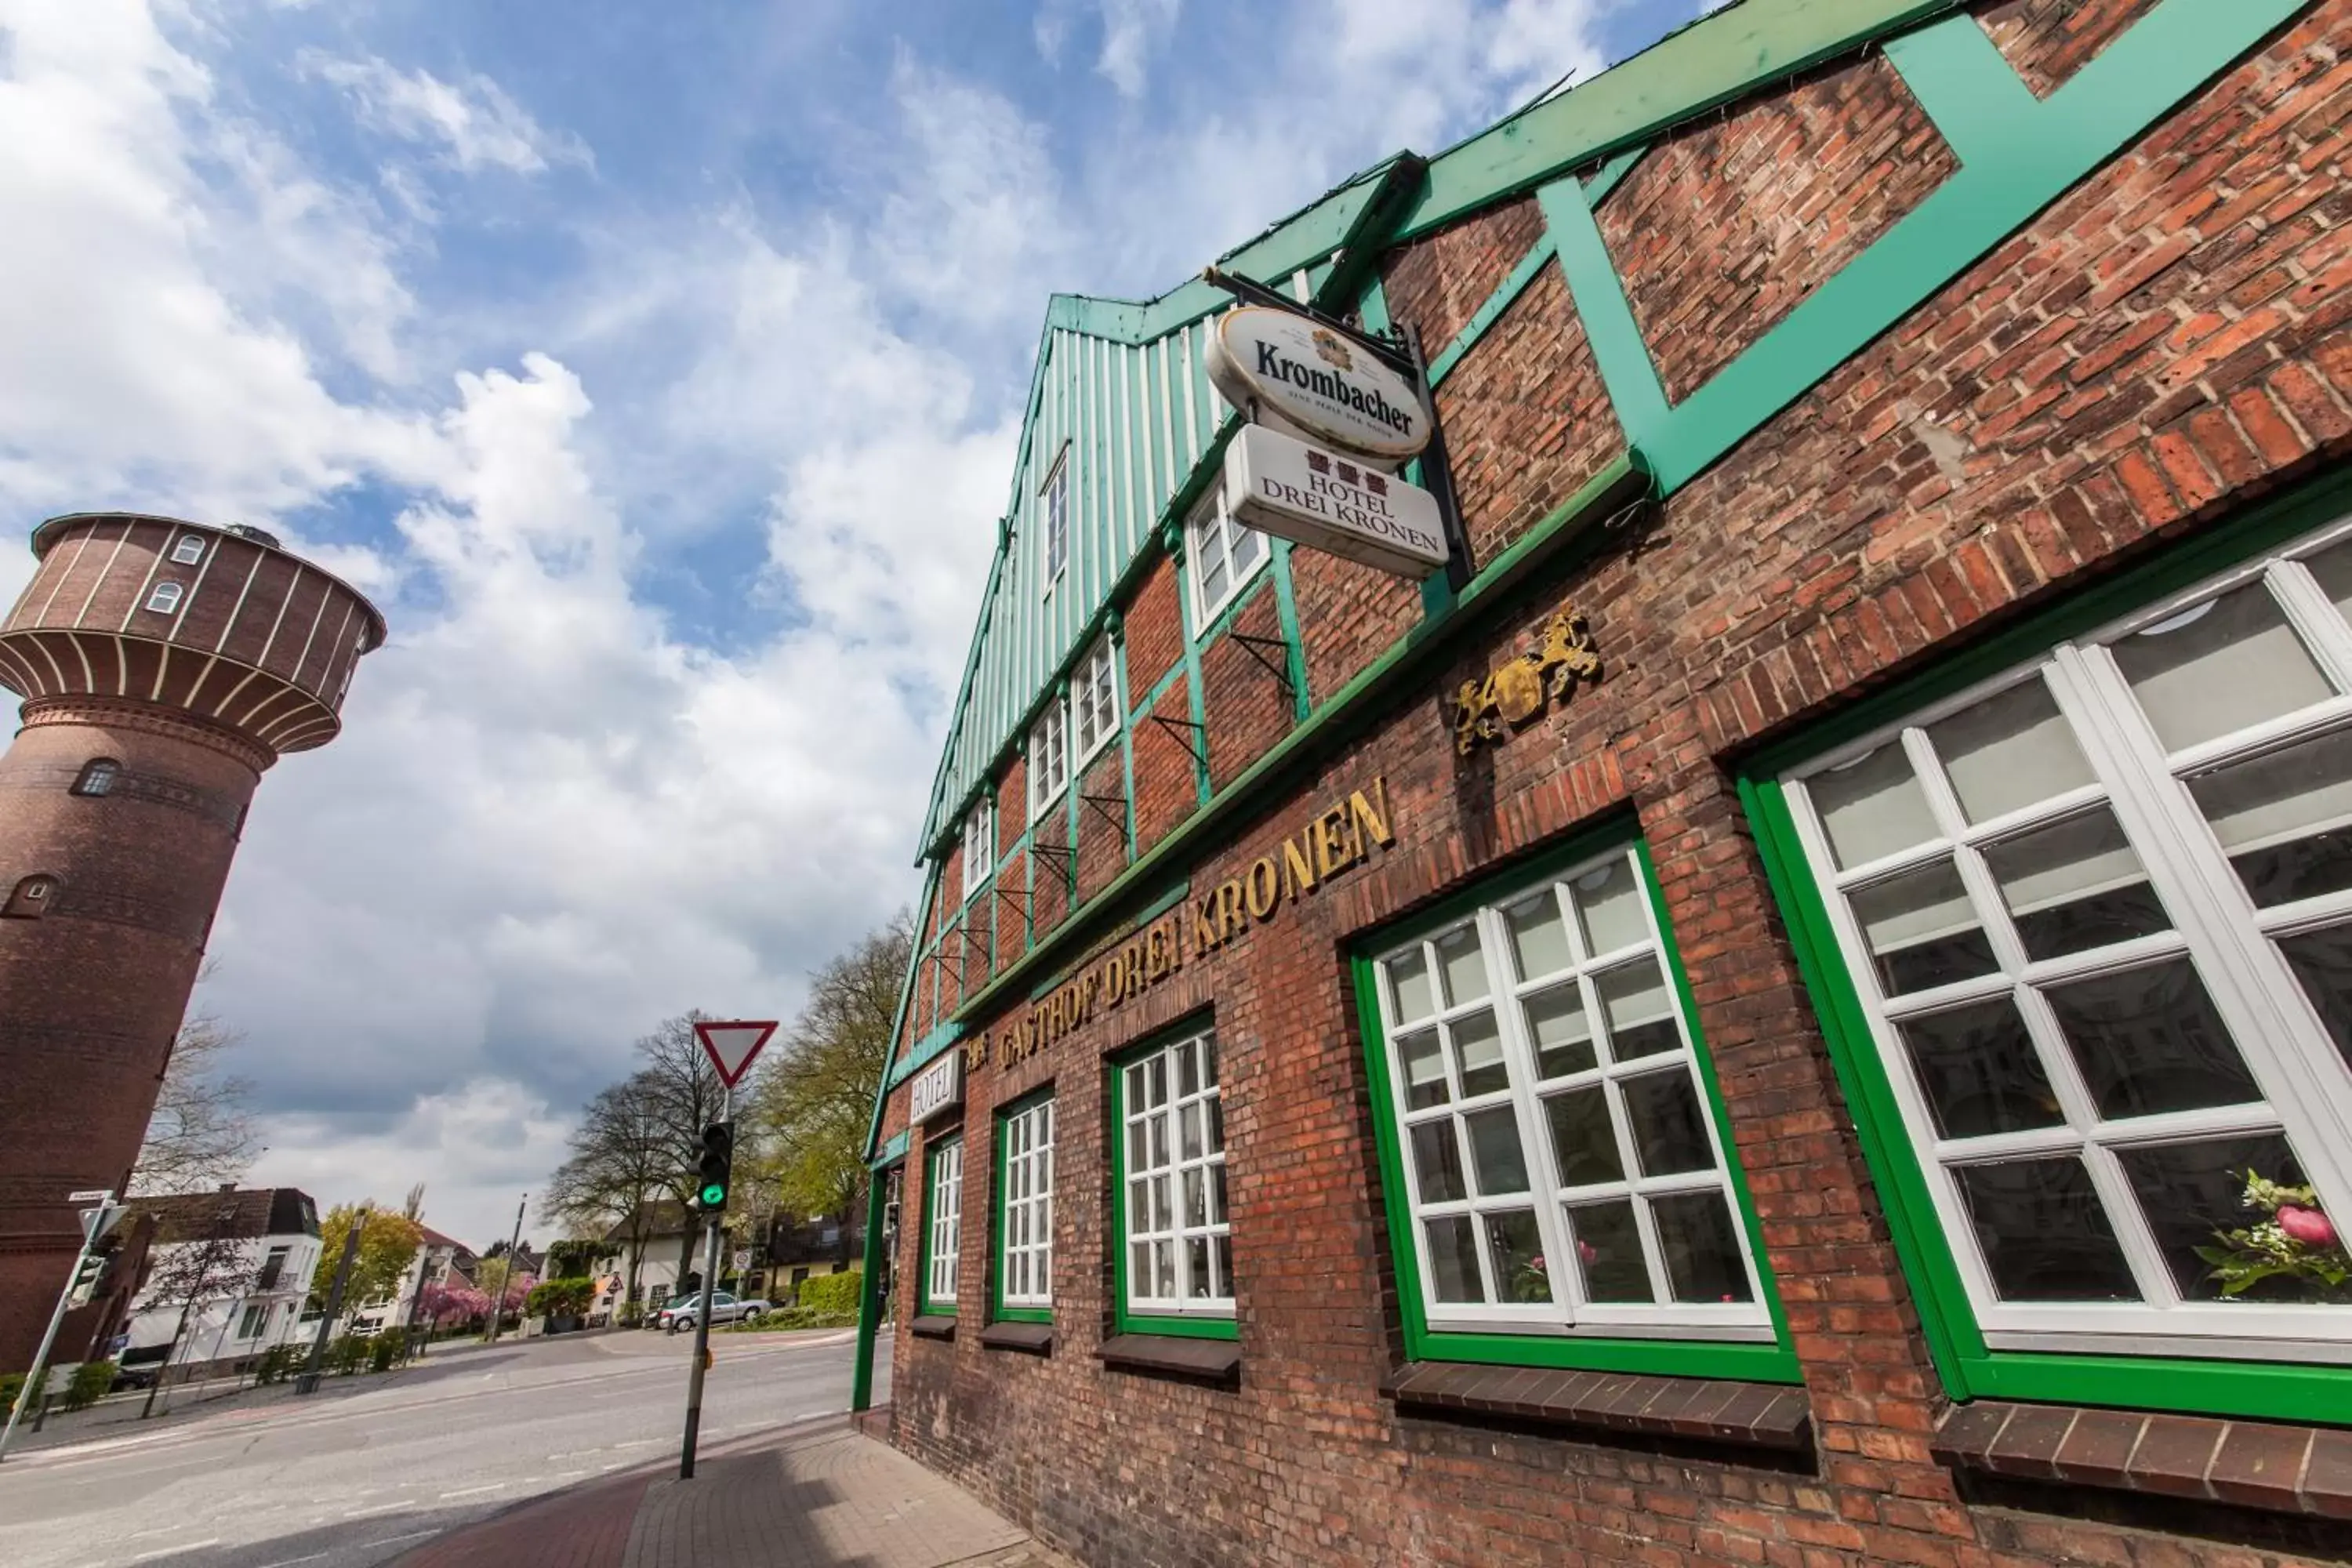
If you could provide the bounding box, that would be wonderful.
[655,1292,771,1332]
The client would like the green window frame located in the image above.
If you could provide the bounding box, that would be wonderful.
[921,1133,963,1317]
[993,1089,1055,1325]
[1109,1021,1237,1341]
[1354,826,1798,1382]
[1740,466,2352,1426]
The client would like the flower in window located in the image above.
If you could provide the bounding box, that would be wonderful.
[2198,1171,2349,1301]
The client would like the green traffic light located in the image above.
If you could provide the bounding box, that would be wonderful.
[700,1183,726,1206]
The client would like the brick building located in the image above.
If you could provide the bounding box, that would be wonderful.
[0,514,383,1371]
[855,0,2352,1562]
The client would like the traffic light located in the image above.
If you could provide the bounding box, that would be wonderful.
[65,1249,106,1308]
[696,1122,734,1212]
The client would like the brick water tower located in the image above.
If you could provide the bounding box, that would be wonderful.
[0,513,383,1370]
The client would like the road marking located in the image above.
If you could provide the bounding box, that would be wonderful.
[343,1503,407,1520]
[132,1541,220,1562]
[257,1526,439,1567]
[438,1483,506,1499]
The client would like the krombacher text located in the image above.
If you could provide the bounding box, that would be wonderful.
[968,775,1396,1069]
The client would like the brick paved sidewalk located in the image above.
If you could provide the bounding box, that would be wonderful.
[390,1416,1077,1568]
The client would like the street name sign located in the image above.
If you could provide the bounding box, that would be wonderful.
[1222,423,1447,579]
[693,1020,778,1088]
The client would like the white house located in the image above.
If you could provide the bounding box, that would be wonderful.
[116,1186,321,1385]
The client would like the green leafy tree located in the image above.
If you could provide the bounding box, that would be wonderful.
[743,913,912,1230]
[311,1206,426,1312]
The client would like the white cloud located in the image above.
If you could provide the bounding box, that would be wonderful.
[1035,0,1182,97]
[302,52,590,176]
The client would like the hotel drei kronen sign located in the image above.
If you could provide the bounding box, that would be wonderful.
[1223,423,1448,579]
[1204,307,1432,464]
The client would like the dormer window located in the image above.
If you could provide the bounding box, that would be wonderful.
[170,535,206,565]
[146,582,184,615]
[71,759,120,797]
[1041,448,1070,589]
[4,874,59,919]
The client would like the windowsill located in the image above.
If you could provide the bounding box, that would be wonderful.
[979,1321,1054,1355]
[1933,1399,2352,1519]
[1098,1333,1241,1385]
[909,1314,956,1341]
[1382,1362,1812,1452]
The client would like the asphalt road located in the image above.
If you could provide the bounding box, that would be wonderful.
[0,1327,888,1568]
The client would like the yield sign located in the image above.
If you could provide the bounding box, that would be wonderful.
[694,1019,779,1087]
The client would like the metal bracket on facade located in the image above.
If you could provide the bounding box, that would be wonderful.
[1148,713,1209,768]
[1080,791,1127,833]
[993,883,1030,920]
[1226,631,1295,703]
[1029,838,1076,870]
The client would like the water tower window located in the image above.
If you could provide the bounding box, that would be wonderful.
[3,874,59,919]
[72,759,120,797]
[170,535,207,565]
[146,582,184,615]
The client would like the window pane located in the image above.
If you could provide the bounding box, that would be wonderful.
[1848,860,1998,996]
[1233,525,1265,575]
[1570,855,1649,956]
[1896,998,2063,1140]
[1210,1163,1227,1222]
[1388,949,1435,1023]
[1929,677,2096,824]
[1184,1168,1206,1227]
[2279,924,2352,1079]
[1206,1097,1224,1154]
[1621,1071,1715,1177]
[2042,960,2260,1120]
[1426,1216,1485,1303]
[1200,1036,1218,1088]
[1212,1234,1232,1296]
[1952,1159,2140,1301]
[1436,925,1490,1006]
[1178,1044,1200,1098]
[1809,740,1937,869]
[1504,891,1572,979]
[1524,985,1597,1079]
[1155,1240,1176,1299]
[2187,727,2352,909]
[2115,1134,2343,1305]
[1981,808,2169,961]
[1651,1192,1755,1304]
[1567,1201,1653,1302]
[1451,1010,1508,1098]
[1595,959,1679,1061]
[2303,535,2352,624]
[2111,581,2332,753]
[1465,1107,1530,1196]
[1181,1103,1203,1160]
[1142,1052,1166,1108]
[1410,1122,1466,1204]
[1187,1236,1211,1298]
[1542,1087,1624,1188]
[1485,1210,1547,1304]
[1200,556,1228,608]
[1127,1120,1148,1173]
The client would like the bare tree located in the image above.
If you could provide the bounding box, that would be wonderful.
[631,1014,726,1281]
[139,1209,256,1418]
[131,1003,260,1196]
[541,1078,673,1307]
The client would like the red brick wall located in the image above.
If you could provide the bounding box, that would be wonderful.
[1124,557,1185,700]
[881,5,2352,1566]
[0,705,261,1370]
[1197,584,1292,793]
[1131,677,1197,855]
[1074,742,1127,904]
[1379,195,1549,354]
[1981,0,2165,98]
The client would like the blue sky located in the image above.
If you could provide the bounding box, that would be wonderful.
[0,0,1710,1247]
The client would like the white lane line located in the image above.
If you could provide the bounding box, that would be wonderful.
[438,1483,506,1499]
[343,1503,407,1520]
[132,1541,220,1562]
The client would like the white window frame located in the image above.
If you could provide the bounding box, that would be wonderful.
[1184,486,1269,627]
[1120,1026,1232,1318]
[961,797,993,899]
[146,581,183,614]
[1781,515,2352,1363]
[924,1136,963,1312]
[1000,1098,1054,1311]
[1040,446,1070,590]
[1371,846,1772,1340]
[170,534,207,565]
[237,1301,268,1340]
[1028,697,1069,821]
[1073,637,1120,768]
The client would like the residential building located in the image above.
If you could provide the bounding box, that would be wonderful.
[859,1,2352,1563]
[117,1186,321,1386]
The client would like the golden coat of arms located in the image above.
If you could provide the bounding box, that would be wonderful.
[1454,604,1601,754]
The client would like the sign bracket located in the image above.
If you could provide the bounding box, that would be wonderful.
[1202,267,1415,376]
[1080,790,1128,833]
[1225,630,1296,702]
[1147,713,1209,768]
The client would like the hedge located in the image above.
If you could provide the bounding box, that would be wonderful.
[797,1270,861,1315]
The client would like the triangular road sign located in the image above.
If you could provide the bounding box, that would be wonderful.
[694,1019,778,1087]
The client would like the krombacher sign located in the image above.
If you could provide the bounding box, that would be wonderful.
[967,774,1396,1069]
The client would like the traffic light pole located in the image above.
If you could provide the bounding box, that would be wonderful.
[1,1194,115,1463]
[679,1090,730,1480]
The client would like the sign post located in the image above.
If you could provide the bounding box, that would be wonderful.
[680,1020,775,1481]
[0,1192,125,1463]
